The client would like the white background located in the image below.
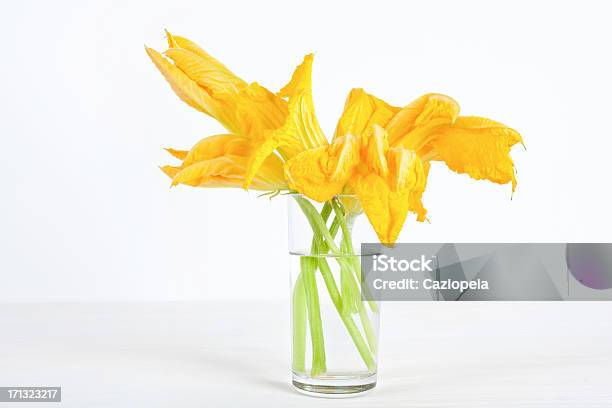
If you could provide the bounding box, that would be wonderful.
[1,0,611,302]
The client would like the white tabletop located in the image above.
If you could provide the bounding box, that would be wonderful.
[1,301,611,407]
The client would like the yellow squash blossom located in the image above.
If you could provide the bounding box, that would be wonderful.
[146,31,326,191]
[284,123,428,243]
[147,32,523,245]
[284,88,522,244]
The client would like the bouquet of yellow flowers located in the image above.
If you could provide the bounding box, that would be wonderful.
[146,30,523,396]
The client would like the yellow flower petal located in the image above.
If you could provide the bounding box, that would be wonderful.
[149,34,289,136]
[180,134,250,167]
[274,90,327,157]
[328,134,361,183]
[163,31,247,101]
[165,31,211,57]
[386,93,460,150]
[145,46,240,133]
[235,83,288,136]
[164,48,246,99]
[284,146,342,201]
[275,54,327,152]
[171,154,286,190]
[278,54,313,97]
[408,161,430,222]
[334,88,399,140]
[387,147,420,191]
[164,148,188,160]
[243,54,327,189]
[146,46,213,115]
[427,116,523,191]
[284,134,360,202]
[242,134,284,189]
[162,134,286,191]
[389,146,429,222]
[160,165,181,179]
[361,125,389,178]
[351,173,392,239]
[351,131,428,245]
[351,172,411,245]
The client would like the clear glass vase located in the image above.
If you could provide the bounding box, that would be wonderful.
[288,194,381,397]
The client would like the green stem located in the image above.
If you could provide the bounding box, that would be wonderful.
[293,202,332,376]
[341,264,355,315]
[331,198,379,314]
[317,257,377,371]
[332,198,355,252]
[292,272,306,372]
[301,254,326,376]
[356,291,377,354]
[294,196,376,371]
[331,200,378,353]
[295,197,341,254]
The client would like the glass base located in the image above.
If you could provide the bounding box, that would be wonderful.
[292,372,376,398]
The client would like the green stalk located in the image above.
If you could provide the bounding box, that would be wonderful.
[293,202,332,376]
[301,254,326,376]
[291,201,342,377]
[294,196,376,371]
[317,256,376,371]
[341,264,355,315]
[331,199,378,353]
[331,198,379,314]
[292,272,306,372]
[295,197,341,254]
[296,198,355,278]
[320,201,333,223]
[355,290,377,354]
